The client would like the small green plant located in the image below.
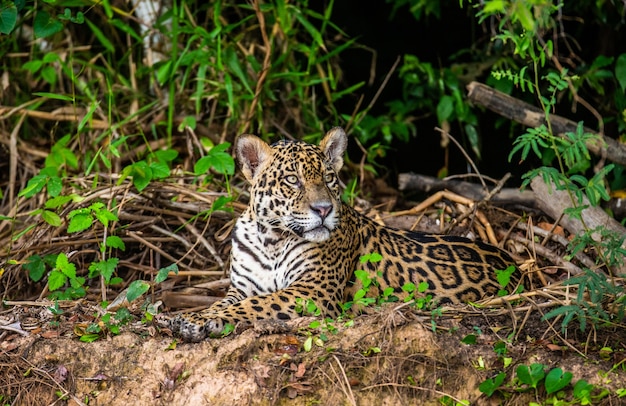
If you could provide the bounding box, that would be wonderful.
[495,265,520,296]
[80,307,133,343]
[542,268,626,332]
[401,280,433,309]
[295,297,322,317]
[47,252,86,300]
[120,149,180,192]
[479,362,613,403]
[479,372,506,397]
[516,363,546,390]
[300,316,343,353]
[342,253,439,313]
[341,253,384,312]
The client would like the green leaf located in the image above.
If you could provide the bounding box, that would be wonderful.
[22,60,43,74]
[155,263,178,284]
[194,143,235,175]
[85,18,114,52]
[465,124,481,160]
[294,10,325,50]
[359,252,382,263]
[109,18,143,41]
[154,149,178,162]
[0,3,18,34]
[461,334,477,345]
[210,195,234,213]
[436,95,454,123]
[156,59,172,85]
[417,281,429,293]
[33,10,63,38]
[516,363,545,388]
[402,282,416,293]
[615,53,626,92]
[41,210,62,227]
[24,255,46,282]
[109,277,124,285]
[19,174,48,198]
[149,161,170,179]
[70,276,85,289]
[105,235,125,250]
[482,0,506,14]
[88,258,119,282]
[126,280,150,302]
[45,195,74,209]
[353,288,366,301]
[93,206,118,228]
[495,265,516,288]
[224,47,252,95]
[47,175,63,197]
[303,336,313,352]
[79,333,101,343]
[545,368,573,394]
[67,212,93,233]
[56,253,76,279]
[130,161,152,192]
[479,372,506,397]
[48,270,67,291]
[32,92,74,102]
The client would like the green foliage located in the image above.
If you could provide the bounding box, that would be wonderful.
[80,307,133,342]
[341,253,437,312]
[68,202,118,233]
[48,252,86,300]
[541,268,626,332]
[516,363,546,390]
[475,0,626,333]
[126,280,151,303]
[194,143,235,176]
[479,372,506,397]
[156,263,179,284]
[544,368,573,395]
[23,253,57,282]
[495,265,519,296]
[120,149,179,192]
[401,280,433,309]
[295,297,321,317]
[477,360,614,403]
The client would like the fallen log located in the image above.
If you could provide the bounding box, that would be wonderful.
[397,172,536,207]
[530,176,626,274]
[466,81,626,167]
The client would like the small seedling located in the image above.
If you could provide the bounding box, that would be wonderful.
[544,367,573,395]
[479,372,506,397]
[516,363,546,390]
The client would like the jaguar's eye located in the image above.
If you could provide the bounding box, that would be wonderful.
[324,173,335,183]
[285,175,299,185]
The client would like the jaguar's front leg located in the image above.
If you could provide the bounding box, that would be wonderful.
[171,282,343,341]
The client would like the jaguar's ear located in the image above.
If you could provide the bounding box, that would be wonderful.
[319,127,347,173]
[235,134,273,181]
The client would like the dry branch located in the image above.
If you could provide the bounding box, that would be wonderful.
[397,172,536,207]
[466,81,626,167]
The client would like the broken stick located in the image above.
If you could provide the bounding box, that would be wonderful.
[466,81,626,167]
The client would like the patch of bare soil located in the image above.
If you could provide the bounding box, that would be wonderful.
[2,305,624,405]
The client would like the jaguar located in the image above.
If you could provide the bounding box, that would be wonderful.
[170,127,515,342]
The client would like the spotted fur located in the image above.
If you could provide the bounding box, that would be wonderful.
[169,127,515,342]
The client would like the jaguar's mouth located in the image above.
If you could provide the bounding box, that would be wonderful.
[303,225,331,242]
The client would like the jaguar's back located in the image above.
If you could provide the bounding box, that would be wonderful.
[170,127,515,342]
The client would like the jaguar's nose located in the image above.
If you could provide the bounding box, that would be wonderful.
[311,202,333,220]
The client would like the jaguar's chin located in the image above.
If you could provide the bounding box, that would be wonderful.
[303,225,332,242]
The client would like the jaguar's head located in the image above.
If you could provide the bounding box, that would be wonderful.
[235,127,348,243]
